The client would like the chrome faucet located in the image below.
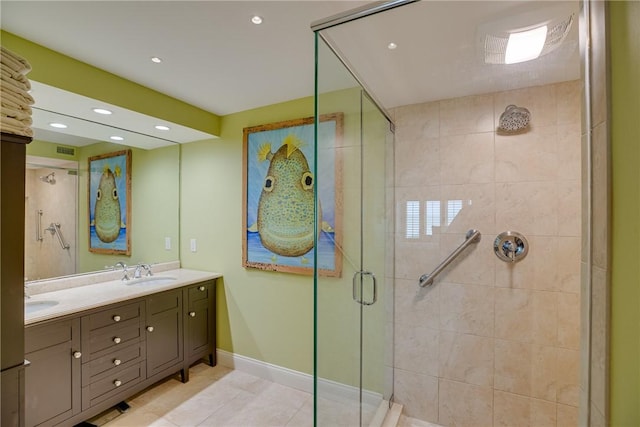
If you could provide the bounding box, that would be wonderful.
[114,262,130,281]
[133,263,153,279]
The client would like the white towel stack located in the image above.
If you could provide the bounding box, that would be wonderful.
[0,46,34,138]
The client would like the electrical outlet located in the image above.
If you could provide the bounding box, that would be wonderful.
[190,238,197,252]
[165,237,171,250]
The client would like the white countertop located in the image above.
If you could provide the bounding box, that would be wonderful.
[25,268,222,325]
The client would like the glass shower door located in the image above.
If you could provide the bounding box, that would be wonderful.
[314,32,394,427]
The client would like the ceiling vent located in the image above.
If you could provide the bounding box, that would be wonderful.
[56,146,75,156]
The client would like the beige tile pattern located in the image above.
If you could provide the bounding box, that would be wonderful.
[392,81,582,426]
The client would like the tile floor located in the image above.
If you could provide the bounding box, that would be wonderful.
[98,363,430,427]
[101,363,313,427]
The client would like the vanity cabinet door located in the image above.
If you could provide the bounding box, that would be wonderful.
[145,289,183,379]
[183,280,216,380]
[24,318,81,427]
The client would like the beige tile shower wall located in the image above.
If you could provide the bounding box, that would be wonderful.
[25,167,77,281]
[392,80,582,427]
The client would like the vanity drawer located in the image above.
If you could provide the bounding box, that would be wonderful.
[83,318,143,360]
[81,342,145,387]
[81,362,145,410]
[83,301,143,332]
[25,318,75,354]
[187,281,212,303]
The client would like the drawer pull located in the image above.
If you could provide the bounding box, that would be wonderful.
[114,380,122,387]
[72,351,82,359]
[113,337,122,344]
[189,311,196,317]
[198,286,205,291]
[113,315,121,322]
[146,326,154,332]
[113,359,121,366]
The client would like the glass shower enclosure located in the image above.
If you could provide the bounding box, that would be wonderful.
[313,14,396,427]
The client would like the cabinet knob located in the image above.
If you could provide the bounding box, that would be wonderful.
[146,326,154,332]
[72,351,82,359]
[198,286,205,291]
[113,315,121,322]
[113,337,122,344]
[189,311,196,317]
[114,380,122,387]
[113,359,121,366]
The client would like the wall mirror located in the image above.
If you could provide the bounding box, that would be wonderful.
[25,81,213,282]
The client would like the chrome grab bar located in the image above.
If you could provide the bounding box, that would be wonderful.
[36,209,43,241]
[418,229,481,288]
[46,222,70,250]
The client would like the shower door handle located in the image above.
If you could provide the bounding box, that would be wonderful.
[352,271,377,306]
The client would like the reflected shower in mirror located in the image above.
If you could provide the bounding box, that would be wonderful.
[26,156,78,281]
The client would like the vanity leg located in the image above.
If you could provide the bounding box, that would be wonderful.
[115,401,130,413]
[208,353,214,366]
[180,368,189,383]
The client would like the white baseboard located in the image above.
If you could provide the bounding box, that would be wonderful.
[216,349,384,408]
[216,348,313,393]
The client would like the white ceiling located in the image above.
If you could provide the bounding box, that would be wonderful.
[1,0,580,145]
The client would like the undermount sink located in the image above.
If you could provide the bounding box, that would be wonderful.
[25,300,59,315]
[125,276,177,286]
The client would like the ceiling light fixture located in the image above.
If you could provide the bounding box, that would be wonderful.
[387,42,398,50]
[251,15,263,25]
[110,136,124,141]
[155,125,170,131]
[151,56,162,63]
[49,122,67,129]
[504,26,547,64]
[92,108,112,115]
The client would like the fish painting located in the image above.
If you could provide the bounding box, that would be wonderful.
[94,164,122,243]
[256,134,320,257]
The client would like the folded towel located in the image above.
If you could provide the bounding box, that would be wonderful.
[1,105,31,121]
[0,73,31,94]
[1,114,33,137]
[0,84,35,106]
[0,67,31,91]
[0,62,31,90]
[1,112,32,127]
[0,46,32,74]
[1,99,32,114]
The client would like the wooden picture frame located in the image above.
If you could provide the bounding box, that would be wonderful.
[242,113,343,277]
[88,149,131,255]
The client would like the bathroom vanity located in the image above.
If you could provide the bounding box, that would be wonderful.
[23,268,220,427]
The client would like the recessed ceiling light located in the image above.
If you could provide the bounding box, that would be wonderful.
[92,108,112,115]
[505,25,548,64]
[155,125,170,131]
[110,136,124,141]
[251,15,263,25]
[49,122,67,129]
[387,42,398,50]
[151,56,162,63]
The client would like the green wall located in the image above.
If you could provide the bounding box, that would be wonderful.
[1,31,220,136]
[179,98,316,373]
[609,2,640,425]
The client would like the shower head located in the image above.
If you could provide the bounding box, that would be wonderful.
[497,105,531,134]
[39,172,56,184]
